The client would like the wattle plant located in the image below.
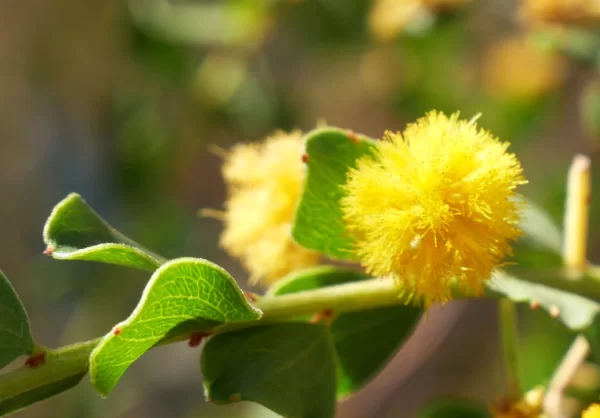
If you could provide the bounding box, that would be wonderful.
[1,111,599,418]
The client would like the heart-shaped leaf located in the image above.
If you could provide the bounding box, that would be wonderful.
[90,258,262,396]
[292,128,377,260]
[202,322,337,418]
[43,193,166,271]
[268,266,422,398]
[0,270,34,369]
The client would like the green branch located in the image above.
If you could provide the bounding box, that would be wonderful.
[2,269,600,408]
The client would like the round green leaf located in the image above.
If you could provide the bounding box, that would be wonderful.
[90,258,262,396]
[0,270,34,369]
[202,322,337,418]
[43,193,166,271]
[292,128,377,260]
[268,266,422,398]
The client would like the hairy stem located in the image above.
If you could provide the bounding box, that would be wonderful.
[0,339,100,405]
[3,269,600,406]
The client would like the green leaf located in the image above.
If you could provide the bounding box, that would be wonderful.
[268,266,422,398]
[202,322,337,418]
[0,270,34,369]
[292,128,377,259]
[266,266,371,296]
[90,258,261,396]
[518,199,562,255]
[417,398,491,418]
[43,193,166,271]
[489,272,600,330]
[332,306,421,398]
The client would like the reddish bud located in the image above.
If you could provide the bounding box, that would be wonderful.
[302,153,309,163]
[113,327,122,335]
[529,300,540,310]
[25,352,46,368]
[346,130,360,144]
[43,246,56,256]
[230,394,240,402]
[311,309,333,324]
[243,291,259,303]
[188,331,211,348]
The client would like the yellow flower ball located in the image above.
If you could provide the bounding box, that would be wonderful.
[584,404,600,418]
[341,111,526,306]
[219,131,320,285]
[519,0,600,25]
[483,37,565,101]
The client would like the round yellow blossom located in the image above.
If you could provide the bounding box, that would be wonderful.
[369,0,468,41]
[219,131,320,285]
[483,37,565,101]
[519,0,600,25]
[584,405,600,418]
[341,111,526,305]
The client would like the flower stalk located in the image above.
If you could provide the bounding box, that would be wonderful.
[563,154,591,276]
[499,298,522,402]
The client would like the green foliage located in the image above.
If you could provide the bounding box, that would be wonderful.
[202,323,337,418]
[490,272,600,330]
[0,270,34,369]
[269,266,422,398]
[43,193,166,271]
[90,258,262,396]
[416,398,491,418]
[292,128,376,259]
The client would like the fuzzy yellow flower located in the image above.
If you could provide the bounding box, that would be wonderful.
[341,112,526,305]
[218,131,320,285]
[584,405,600,418]
[483,37,565,101]
[519,0,600,25]
[369,0,468,41]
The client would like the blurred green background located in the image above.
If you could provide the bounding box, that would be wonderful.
[1,0,599,417]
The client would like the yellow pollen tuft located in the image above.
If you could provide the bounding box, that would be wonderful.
[584,405,600,418]
[219,131,320,285]
[341,111,527,306]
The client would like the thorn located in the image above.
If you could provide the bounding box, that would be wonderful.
[43,246,55,256]
[311,309,333,324]
[230,394,240,403]
[243,291,259,303]
[188,331,211,348]
[530,300,540,310]
[199,208,226,221]
[550,305,560,318]
[25,352,46,368]
[301,153,309,163]
[346,130,360,144]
